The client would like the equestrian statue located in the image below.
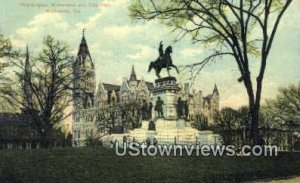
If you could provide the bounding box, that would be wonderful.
[148,41,179,78]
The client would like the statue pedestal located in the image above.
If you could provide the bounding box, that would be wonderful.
[152,76,179,120]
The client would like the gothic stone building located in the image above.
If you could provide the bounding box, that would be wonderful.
[96,66,154,108]
[72,34,155,146]
[72,34,220,146]
[178,83,220,122]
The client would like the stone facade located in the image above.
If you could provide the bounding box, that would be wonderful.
[72,35,154,146]
[178,83,219,124]
[96,65,154,108]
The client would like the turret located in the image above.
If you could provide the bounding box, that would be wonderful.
[73,30,96,110]
[72,30,96,147]
[211,83,220,118]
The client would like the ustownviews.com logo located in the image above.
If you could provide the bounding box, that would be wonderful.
[115,142,278,157]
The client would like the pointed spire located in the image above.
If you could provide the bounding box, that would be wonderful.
[76,29,94,68]
[77,29,90,59]
[23,45,32,108]
[213,83,219,95]
[129,65,137,81]
[80,28,87,45]
[25,45,31,73]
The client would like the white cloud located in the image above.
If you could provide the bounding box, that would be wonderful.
[75,13,103,31]
[102,25,144,40]
[11,38,26,48]
[126,44,156,61]
[180,47,203,58]
[6,0,299,109]
[16,13,67,37]
[12,12,74,50]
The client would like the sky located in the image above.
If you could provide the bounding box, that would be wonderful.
[0,0,299,109]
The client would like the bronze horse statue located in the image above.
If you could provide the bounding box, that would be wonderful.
[148,42,179,78]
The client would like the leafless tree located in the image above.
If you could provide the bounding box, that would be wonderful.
[0,33,20,109]
[12,36,73,147]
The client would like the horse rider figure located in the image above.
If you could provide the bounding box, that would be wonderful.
[159,41,172,74]
[148,41,179,78]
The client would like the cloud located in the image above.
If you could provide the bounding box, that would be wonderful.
[12,12,74,50]
[5,0,299,109]
[75,13,103,30]
[126,44,156,61]
[10,38,26,48]
[16,13,67,37]
[180,47,203,58]
[102,25,144,40]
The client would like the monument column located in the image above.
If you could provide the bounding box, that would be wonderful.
[153,76,179,120]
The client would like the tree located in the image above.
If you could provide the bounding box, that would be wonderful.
[129,0,294,144]
[258,107,278,145]
[266,83,300,127]
[215,107,240,145]
[93,100,142,139]
[192,113,208,130]
[0,33,19,109]
[265,83,300,150]
[12,36,73,148]
[0,33,13,58]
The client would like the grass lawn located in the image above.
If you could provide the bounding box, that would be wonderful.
[0,147,300,183]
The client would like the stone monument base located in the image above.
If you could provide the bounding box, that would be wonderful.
[152,76,179,120]
[101,119,221,146]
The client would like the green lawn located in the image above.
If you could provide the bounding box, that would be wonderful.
[0,147,300,183]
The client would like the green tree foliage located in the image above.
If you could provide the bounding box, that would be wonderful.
[129,0,294,144]
[264,83,300,150]
[265,83,300,128]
